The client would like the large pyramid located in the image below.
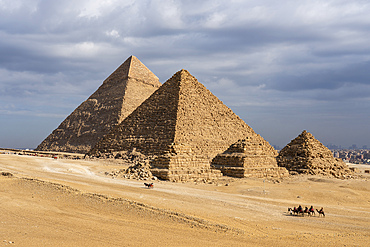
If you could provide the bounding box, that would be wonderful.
[277,130,352,177]
[89,69,276,181]
[36,56,161,153]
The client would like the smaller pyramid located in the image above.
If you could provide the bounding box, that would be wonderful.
[211,137,289,178]
[277,130,352,177]
[36,56,161,153]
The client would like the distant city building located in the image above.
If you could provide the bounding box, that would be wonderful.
[364,151,370,159]
[333,149,370,164]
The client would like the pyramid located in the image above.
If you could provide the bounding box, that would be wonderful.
[277,130,352,177]
[211,137,289,178]
[89,69,274,181]
[36,56,161,153]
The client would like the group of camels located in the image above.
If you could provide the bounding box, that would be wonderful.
[288,205,325,217]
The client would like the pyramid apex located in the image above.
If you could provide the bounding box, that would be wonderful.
[128,56,160,85]
[173,69,191,77]
[299,130,314,139]
[180,69,192,77]
[166,69,197,84]
[128,55,138,62]
[103,56,160,87]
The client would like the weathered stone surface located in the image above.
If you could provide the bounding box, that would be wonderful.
[277,130,353,178]
[89,69,262,181]
[150,143,223,182]
[211,138,289,178]
[36,56,161,153]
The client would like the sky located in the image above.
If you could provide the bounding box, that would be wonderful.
[1,0,369,150]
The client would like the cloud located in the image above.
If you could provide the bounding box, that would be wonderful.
[1,0,370,148]
[268,60,370,95]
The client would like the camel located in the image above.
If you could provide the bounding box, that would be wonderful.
[288,207,304,216]
[304,207,311,216]
[316,208,325,217]
[288,206,317,217]
[288,207,296,215]
[309,206,315,216]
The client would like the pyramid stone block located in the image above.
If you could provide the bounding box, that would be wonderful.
[89,69,271,181]
[277,130,353,177]
[36,56,161,153]
[211,138,289,178]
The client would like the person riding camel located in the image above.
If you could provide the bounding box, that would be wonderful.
[316,207,325,217]
[309,205,314,214]
[297,205,303,213]
[304,207,309,213]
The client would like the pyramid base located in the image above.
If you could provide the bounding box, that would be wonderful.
[211,165,289,178]
[150,154,222,182]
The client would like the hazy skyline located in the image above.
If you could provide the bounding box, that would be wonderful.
[1,0,369,149]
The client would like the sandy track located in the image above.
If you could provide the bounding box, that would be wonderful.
[1,153,370,246]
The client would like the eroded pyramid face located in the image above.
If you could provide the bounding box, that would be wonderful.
[36,56,161,153]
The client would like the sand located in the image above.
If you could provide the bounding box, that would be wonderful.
[0,152,369,246]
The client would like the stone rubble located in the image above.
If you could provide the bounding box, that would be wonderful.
[106,160,156,181]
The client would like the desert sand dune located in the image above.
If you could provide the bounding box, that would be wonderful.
[1,153,369,246]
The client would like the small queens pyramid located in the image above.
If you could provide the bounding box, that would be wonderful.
[211,137,289,178]
[89,69,277,181]
[277,130,352,177]
[36,56,161,153]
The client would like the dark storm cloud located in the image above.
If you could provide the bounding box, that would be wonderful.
[269,61,370,94]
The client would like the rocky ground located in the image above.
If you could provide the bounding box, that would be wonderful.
[0,151,369,246]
